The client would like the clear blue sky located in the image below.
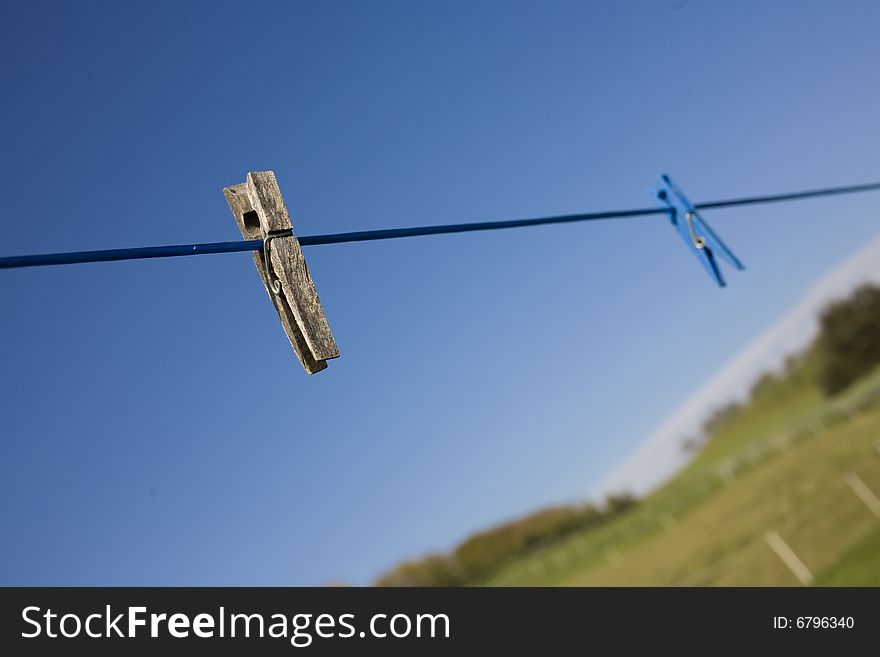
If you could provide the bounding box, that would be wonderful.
[1,1,878,585]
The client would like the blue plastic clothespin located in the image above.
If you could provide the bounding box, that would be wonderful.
[653,174,745,287]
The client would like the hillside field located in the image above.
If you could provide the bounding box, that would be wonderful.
[482,358,880,586]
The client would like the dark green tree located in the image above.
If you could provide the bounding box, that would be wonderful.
[817,283,880,395]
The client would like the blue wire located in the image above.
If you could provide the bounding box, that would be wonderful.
[0,208,667,269]
[2,181,879,270]
[0,240,264,269]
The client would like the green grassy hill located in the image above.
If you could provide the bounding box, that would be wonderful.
[481,358,880,586]
[375,285,880,587]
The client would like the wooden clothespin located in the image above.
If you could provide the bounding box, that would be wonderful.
[224,171,339,374]
[653,174,745,287]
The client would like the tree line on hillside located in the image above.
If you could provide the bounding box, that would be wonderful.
[377,283,880,587]
[375,493,637,586]
[685,282,880,453]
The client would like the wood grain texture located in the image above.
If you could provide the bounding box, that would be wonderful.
[223,175,337,374]
[245,172,339,362]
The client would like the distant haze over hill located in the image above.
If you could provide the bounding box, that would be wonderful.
[596,232,880,497]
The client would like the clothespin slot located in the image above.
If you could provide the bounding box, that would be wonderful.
[224,171,339,374]
[654,174,745,287]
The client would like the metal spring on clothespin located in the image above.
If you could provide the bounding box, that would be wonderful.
[263,229,293,294]
[683,211,706,250]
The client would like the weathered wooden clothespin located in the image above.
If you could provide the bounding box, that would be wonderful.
[224,171,339,374]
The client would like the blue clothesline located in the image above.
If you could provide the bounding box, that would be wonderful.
[2,180,879,270]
